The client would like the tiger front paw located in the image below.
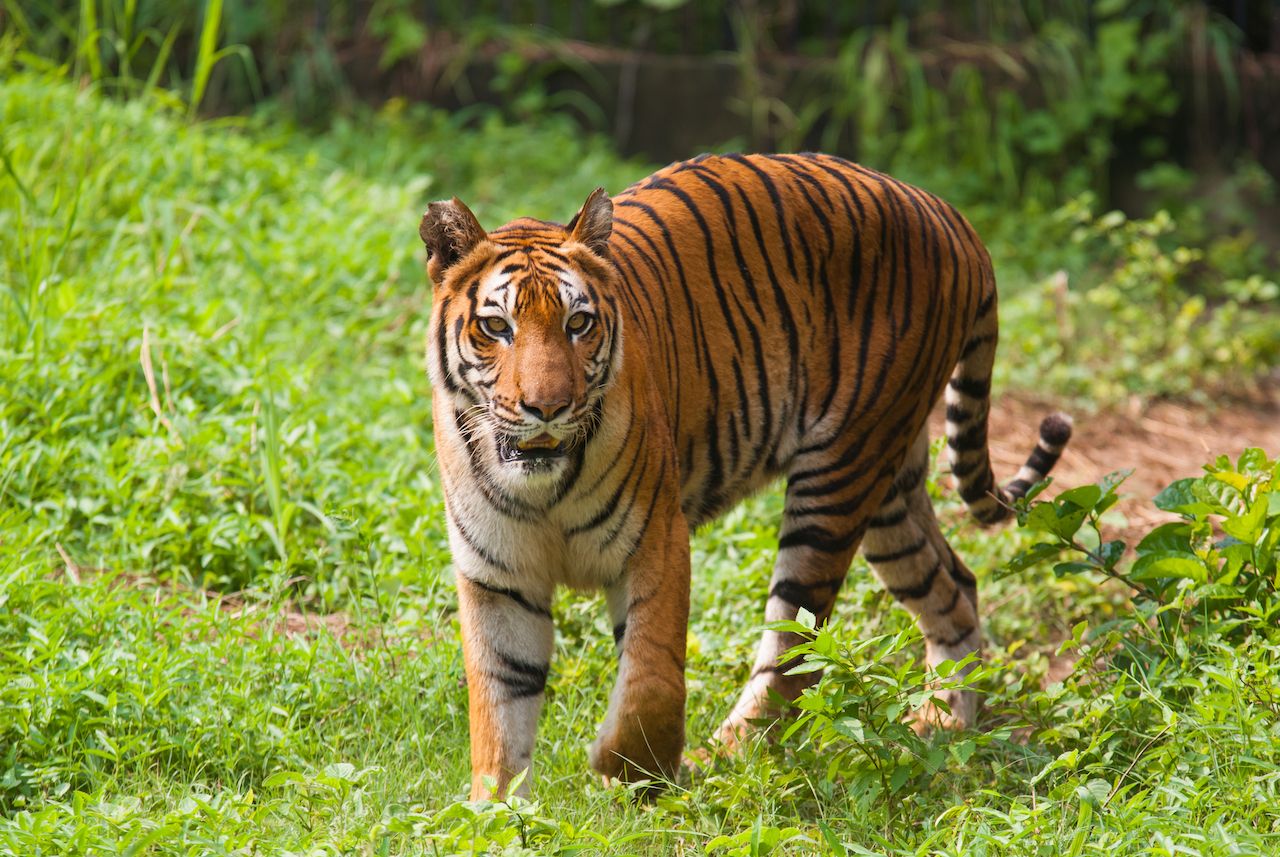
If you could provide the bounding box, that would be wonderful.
[589,704,684,789]
[911,687,979,735]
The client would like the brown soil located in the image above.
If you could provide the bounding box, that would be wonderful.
[932,391,1280,543]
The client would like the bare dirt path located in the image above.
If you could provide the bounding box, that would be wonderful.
[932,391,1280,541]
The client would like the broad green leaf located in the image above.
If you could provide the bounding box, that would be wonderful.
[950,739,977,765]
[1211,470,1250,492]
[889,764,912,792]
[1136,522,1191,554]
[834,717,865,742]
[1237,447,1269,474]
[1222,498,1267,543]
[1099,469,1134,495]
[1153,478,1197,513]
[1025,502,1064,535]
[1196,477,1245,516]
[1057,484,1102,510]
[1129,553,1208,582]
[1050,505,1091,541]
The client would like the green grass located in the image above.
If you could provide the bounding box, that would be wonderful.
[1,71,1279,855]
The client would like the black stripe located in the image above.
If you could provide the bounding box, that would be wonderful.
[868,505,908,529]
[777,525,861,555]
[1006,478,1034,497]
[434,297,459,394]
[770,576,844,614]
[888,563,942,601]
[864,538,927,565]
[950,455,985,480]
[947,423,988,452]
[466,576,551,619]
[959,474,998,506]
[946,558,979,588]
[949,376,991,399]
[490,653,549,699]
[926,625,977,649]
[612,621,626,646]
[894,465,925,492]
[935,585,963,616]
[975,289,996,318]
[452,514,515,575]
[945,404,973,424]
[961,333,996,358]
[565,440,645,535]
[1025,445,1059,475]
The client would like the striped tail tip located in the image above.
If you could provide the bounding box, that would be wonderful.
[1005,412,1073,500]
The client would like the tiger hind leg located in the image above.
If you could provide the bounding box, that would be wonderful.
[862,428,982,729]
[710,456,898,754]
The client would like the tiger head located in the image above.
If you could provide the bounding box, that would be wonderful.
[420,189,621,490]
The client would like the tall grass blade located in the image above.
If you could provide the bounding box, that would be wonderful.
[0,143,36,209]
[143,22,181,99]
[77,0,103,80]
[258,383,289,563]
[189,0,223,116]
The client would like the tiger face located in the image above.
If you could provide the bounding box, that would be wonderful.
[421,190,620,492]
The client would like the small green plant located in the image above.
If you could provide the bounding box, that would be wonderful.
[768,610,995,836]
[1007,448,1279,626]
[996,452,1280,848]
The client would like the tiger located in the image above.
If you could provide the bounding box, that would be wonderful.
[418,152,1072,799]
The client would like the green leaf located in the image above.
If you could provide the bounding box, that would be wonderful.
[1196,477,1245,516]
[1004,541,1065,574]
[889,764,912,792]
[1025,502,1064,535]
[1222,499,1267,544]
[818,822,848,856]
[1099,469,1134,495]
[1097,540,1125,570]
[1057,484,1102,511]
[1129,553,1208,582]
[1136,522,1191,554]
[1153,478,1198,513]
[834,717,865,742]
[1052,506,1092,541]
[1237,448,1269,474]
[1054,561,1096,577]
[949,739,977,765]
[1076,778,1111,807]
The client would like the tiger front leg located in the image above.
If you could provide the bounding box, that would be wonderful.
[590,505,690,789]
[456,571,555,800]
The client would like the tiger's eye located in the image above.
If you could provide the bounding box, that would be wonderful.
[567,312,592,334]
[479,316,510,338]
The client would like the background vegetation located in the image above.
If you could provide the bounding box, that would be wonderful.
[1,1,1278,853]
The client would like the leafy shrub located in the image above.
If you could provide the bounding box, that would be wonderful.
[987,450,1280,846]
[1000,196,1280,401]
[763,613,995,837]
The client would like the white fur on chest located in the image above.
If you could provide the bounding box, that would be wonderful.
[438,396,645,592]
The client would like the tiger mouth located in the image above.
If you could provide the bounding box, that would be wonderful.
[497,433,568,465]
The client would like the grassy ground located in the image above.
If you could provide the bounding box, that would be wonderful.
[2,72,1279,855]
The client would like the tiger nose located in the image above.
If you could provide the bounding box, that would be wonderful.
[520,398,571,422]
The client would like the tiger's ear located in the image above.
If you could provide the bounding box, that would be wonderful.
[419,198,488,283]
[567,187,612,258]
